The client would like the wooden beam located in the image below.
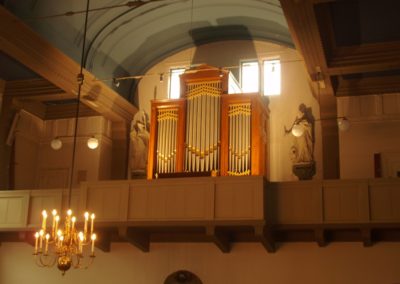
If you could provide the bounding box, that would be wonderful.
[0,80,15,189]
[327,42,400,76]
[311,0,337,3]
[0,7,136,123]
[335,74,400,97]
[44,103,99,120]
[280,0,330,81]
[361,228,373,247]
[118,227,150,252]
[5,78,65,98]
[280,0,340,178]
[111,122,129,179]
[206,226,231,253]
[95,229,112,253]
[314,228,327,247]
[254,225,276,253]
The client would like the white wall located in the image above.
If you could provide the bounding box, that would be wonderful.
[1,242,400,284]
[138,40,322,181]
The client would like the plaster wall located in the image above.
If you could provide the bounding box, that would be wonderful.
[1,242,399,284]
[138,40,322,181]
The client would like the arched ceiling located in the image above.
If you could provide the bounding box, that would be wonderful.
[4,0,292,98]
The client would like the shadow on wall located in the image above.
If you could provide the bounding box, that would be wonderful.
[190,25,257,81]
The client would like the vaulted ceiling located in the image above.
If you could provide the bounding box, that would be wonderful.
[2,0,291,101]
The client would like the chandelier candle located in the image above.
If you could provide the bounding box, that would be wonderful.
[33,209,96,275]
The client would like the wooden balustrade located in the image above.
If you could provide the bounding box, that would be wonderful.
[1,178,400,251]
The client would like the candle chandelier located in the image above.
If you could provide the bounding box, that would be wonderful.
[32,0,97,275]
[33,209,96,275]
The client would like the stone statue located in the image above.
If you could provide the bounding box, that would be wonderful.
[285,103,316,180]
[129,110,150,178]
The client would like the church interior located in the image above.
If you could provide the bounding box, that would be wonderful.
[1,0,400,283]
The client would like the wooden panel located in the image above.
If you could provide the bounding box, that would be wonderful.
[214,176,264,220]
[381,152,400,178]
[382,93,400,115]
[37,168,69,189]
[268,181,323,224]
[83,182,129,222]
[0,191,29,228]
[322,180,369,223]
[28,189,63,227]
[369,179,400,222]
[128,178,214,221]
[179,65,229,97]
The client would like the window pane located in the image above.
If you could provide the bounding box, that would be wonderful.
[228,72,242,94]
[241,61,259,93]
[263,59,281,96]
[169,68,185,99]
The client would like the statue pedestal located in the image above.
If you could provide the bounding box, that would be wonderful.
[292,162,316,180]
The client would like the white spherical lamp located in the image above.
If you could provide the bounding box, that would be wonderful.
[291,123,304,137]
[338,117,350,131]
[87,137,99,149]
[50,137,63,150]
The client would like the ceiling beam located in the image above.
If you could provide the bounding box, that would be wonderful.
[335,74,400,97]
[327,42,400,75]
[0,7,136,123]
[5,78,65,97]
[206,226,231,253]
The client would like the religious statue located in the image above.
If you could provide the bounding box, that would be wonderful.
[129,110,150,178]
[285,103,316,180]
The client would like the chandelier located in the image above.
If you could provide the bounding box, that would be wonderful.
[32,0,98,275]
[33,209,96,275]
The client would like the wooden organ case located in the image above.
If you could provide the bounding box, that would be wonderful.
[147,65,269,179]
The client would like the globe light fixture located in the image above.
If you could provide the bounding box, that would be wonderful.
[338,117,350,131]
[291,123,304,137]
[50,137,63,150]
[87,137,99,149]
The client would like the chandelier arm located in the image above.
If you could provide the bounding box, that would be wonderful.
[82,255,96,270]
[72,253,81,269]
[34,255,47,268]
[35,253,56,268]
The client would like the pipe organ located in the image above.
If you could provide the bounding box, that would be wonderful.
[147,65,269,179]
[156,108,178,174]
[227,103,251,176]
[185,80,221,173]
